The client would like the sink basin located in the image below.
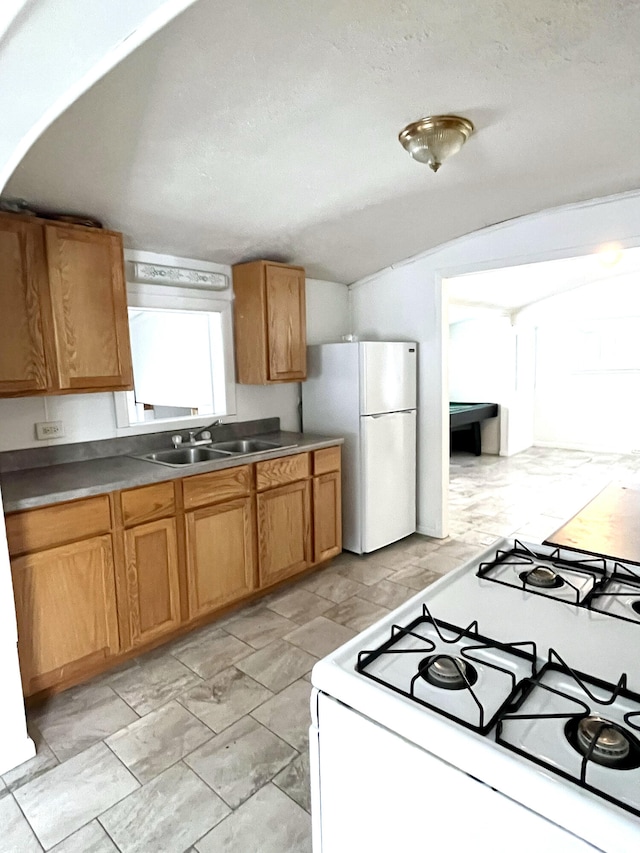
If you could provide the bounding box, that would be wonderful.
[210,439,290,454]
[140,447,231,467]
[137,438,298,466]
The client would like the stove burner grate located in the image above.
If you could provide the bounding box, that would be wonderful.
[584,562,640,625]
[477,540,608,606]
[355,604,537,734]
[496,649,640,818]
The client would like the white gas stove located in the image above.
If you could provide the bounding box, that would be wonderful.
[310,540,640,853]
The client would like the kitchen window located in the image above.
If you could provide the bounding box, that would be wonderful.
[114,272,236,434]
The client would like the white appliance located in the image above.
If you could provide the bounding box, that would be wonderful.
[302,341,417,554]
[310,540,640,853]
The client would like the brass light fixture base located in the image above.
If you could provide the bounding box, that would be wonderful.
[399,115,474,172]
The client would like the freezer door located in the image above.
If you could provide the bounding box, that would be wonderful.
[359,341,417,415]
[361,410,416,552]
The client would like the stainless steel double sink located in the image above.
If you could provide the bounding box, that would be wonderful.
[137,438,298,467]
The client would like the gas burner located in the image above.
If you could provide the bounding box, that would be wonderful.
[565,716,640,769]
[477,540,607,605]
[419,655,478,691]
[356,605,537,733]
[497,652,640,817]
[519,566,564,589]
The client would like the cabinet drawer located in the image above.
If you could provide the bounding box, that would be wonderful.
[183,464,252,509]
[120,481,175,527]
[5,495,111,556]
[256,452,310,491]
[313,446,341,476]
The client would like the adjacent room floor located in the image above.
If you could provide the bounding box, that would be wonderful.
[2,446,638,853]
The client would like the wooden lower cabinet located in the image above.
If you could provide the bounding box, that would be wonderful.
[11,534,119,695]
[257,479,312,587]
[8,446,342,698]
[313,471,342,563]
[185,497,255,618]
[123,517,181,647]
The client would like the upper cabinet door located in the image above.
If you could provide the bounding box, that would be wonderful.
[233,260,306,384]
[0,218,53,395]
[265,263,306,381]
[45,225,134,392]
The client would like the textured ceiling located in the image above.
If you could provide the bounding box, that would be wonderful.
[6,0,640,283]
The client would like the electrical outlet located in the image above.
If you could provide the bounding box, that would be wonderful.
[35,421,65,440]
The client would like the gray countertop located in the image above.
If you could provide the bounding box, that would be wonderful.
[0,431,343,513]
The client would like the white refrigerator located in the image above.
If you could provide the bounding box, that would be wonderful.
[302,341,417,554]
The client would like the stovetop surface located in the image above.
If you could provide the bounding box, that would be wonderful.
[312,538,640,850]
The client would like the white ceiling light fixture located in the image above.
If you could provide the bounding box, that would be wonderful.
[399,114,474,172]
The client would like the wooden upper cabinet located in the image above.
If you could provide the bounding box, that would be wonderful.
[45,225,133,392]
[232,260,306,384]
[0,217,53,395]
[0,213,133,397]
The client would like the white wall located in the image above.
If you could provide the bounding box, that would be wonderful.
[306,278,351,344]
[350,189,640,538]
[449,317,512,455]
[530,274,640,452]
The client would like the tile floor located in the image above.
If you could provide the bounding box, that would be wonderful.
[2,447,639,852]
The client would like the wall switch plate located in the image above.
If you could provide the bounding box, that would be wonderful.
[35,421,65,440]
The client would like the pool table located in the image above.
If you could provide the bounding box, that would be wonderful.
[450,402,499,456]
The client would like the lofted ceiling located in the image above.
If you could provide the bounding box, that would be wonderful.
[6,0,640,283]
[447,246,640,323]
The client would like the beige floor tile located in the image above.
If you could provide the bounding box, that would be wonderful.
[223,608,299,649]
[106,700,213,783]
[169,627,254,680]
[178,667,273,733]
[357,578,415,611]
[0,795,41,853]
[284,616,356,658]
[264,587,333,624]
[109,652,202,716]
[323,596,390,632]
[195,783,311,853]
[2,724,58,793]
[251,679,312,752]
[50,820,118,853]
[99,762,229,853]
[31,682,138,762]
[14,742,138,850]
[235,639,317,692]
[335,559,393,586]
[387,564,442,590]
[185,715,296,808]
[300,570,368,603]
[273,751,311,812]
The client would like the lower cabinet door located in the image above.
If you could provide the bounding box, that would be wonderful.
[313,471,342,563]
[185,497,255,619]
[257,479,311,586]
[11,534,119,696]
[123,517,181,647]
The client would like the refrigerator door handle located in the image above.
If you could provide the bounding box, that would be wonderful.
[368,410,415,418]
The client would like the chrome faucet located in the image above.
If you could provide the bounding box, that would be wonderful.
[187,429,212,446]
[171,420,223,449]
